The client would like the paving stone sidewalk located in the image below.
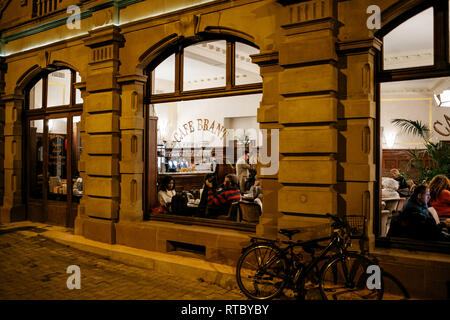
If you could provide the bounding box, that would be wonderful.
[0,227,245,300]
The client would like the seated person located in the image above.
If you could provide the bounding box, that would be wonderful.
[196,173,217,217]
[390,169,410,197]
[387,185,449,241]
[157,176,176,213]
[248,176,263,210]
[219,174,241,203]
[428,174,450,224]
[249,176,262,200]
[207,174,241,218]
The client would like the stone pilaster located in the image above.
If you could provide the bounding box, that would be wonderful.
[0,92,25,223]
[116,74,147,222]
[253,51,282,239]
[337,38,381,251]
[74,25,124,243]
[276,0,338,241]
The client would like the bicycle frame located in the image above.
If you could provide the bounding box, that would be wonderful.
[293,231,349,290]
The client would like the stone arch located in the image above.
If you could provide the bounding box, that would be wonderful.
[16,60,83,95]
[136,28,260,75]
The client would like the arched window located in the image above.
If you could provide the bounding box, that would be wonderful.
[25,68,83,228]
[376,1,450,253]
[145,38,263,230]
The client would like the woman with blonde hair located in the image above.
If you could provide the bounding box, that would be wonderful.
[428,174,450,219]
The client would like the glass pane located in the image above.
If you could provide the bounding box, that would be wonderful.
[75,72,83,104]
[29,119,44,199]
[29,79,43,109]
[72,116,82,202]
[153,54,175,94]
[183,40,226,91]
[383,7,434,70]
[47,69,71,107]
[48,118,67,201]
[379,76,450,236]
[235,42,262,85]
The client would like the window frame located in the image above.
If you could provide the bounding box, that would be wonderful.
[144,37,263,231]
[23,67,83,226]
[375,0,450,254]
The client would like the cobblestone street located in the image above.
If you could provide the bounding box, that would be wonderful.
[0,227,245,300]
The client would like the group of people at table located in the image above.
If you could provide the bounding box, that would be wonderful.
[155,153,262,220]
[386,169,450,241]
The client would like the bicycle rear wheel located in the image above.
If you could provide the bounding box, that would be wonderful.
[319,252,383,300]
[236,244,288,300]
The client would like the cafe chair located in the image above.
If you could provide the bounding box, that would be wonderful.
[238,201,261,223]
[217,202,240,221]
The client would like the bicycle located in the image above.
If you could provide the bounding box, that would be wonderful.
[236,213,384,300]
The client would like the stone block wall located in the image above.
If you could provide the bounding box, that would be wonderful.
[74,25,124,243]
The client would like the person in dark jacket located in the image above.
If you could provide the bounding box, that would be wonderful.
[388,185,450,241]
[196,173,218,217]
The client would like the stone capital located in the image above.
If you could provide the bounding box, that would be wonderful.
[116,74,148,86]
[84,25,125,49]
[337,38,382,55]
[251,51,279,67]
[1,94,24,103]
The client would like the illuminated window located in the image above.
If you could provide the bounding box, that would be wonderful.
[146,39,263,229]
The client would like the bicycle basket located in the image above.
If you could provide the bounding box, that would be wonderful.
[344,215,366,238]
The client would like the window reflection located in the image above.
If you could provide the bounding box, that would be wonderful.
[183,40,226,90]
[72,116,83,201]
[29,79,43,109]
[383,8,434,70]
[47,69,71,107]
[153,54,175,94]
[47,118,67,201]
[29,120,44,198]
[235,42,262,85]
[75,72,83,104]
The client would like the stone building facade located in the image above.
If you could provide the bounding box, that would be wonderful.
[1,0,449,298]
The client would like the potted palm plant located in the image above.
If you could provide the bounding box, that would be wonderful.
[391,118,450,183]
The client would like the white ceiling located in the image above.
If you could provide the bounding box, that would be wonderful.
[153,40,261,87]
[382,77,450,96]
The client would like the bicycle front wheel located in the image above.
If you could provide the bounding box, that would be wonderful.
[319,253,383,300]
[236,244,288,300]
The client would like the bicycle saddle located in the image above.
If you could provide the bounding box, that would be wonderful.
[279,228,301,240]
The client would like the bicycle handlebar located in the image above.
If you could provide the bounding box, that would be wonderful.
[325,213,352,236]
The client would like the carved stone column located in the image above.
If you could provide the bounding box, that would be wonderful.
[276,0,339,240]
[337,39,381,251]
[253,51,283,238]
[116,74,147,222]
[74,25,124,244]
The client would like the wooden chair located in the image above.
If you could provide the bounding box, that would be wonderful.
[217,202,240,221]
[238,201,261,223]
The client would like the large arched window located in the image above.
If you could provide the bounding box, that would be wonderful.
[145,38,263,230]
[376,1,450,253]
[25,68,83,228]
